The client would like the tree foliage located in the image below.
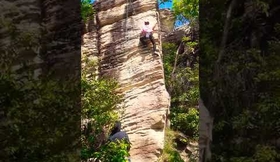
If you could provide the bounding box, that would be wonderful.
[160,0,199,160]
[200,0,280,161]
[172,0,199,23]
[81,0,94,21]
[159,129,185,162]
[81,72,128,161]
[81,48,129,161]
[162,25,199,160]
[0,18,80,161]
[1,73,80,162]
[159,0,198,25]
[163,35,199,138]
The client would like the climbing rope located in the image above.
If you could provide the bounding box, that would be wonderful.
[119,0,133,122]
[125,0,132,43]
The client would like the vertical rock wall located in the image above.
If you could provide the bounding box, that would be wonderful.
[1,0,81,160]
[91,0,170,161]
[159,9,175,37]
[0,0,43,77]
[0,0,81,78]
[82,15,99,77]
[42,0,81,78]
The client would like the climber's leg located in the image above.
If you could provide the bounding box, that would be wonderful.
[149,35,156,51]
[140,36,147,47]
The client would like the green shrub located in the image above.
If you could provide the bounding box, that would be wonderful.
[171,108,199,138]
[81,0,95,21]
[97,140,130,162]
[81,53,129,161]
[81,76,125,161]
[159,129,184,162]
[1,17,80,161]
[253,145,278,162]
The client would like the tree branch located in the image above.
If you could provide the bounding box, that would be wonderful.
[171,41,183,76]
[217,0,237,63]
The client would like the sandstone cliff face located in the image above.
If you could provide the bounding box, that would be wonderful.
[159,9,175,38]
[0,0,81,78]
[41,0,81,78]
[0,0,43,77]
[1,0,81,160]
[82,16,99,78]
[82,0,170,161]
[163,25,191,44]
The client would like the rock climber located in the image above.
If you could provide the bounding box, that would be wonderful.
[109,121,131,162]
[140,19,157,52]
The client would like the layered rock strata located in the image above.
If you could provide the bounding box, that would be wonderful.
[159,9,175,37]
[0,0,81,78]
[82,15,99,77]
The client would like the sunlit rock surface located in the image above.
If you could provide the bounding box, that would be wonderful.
[82,0,171,161]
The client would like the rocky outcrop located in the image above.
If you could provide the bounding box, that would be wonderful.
[0,0,43,77]
[163,25,191,44]
[42,0,81,78]
[82,0,170,161]
[1,0,81,161]
[82,16,99,78]
[159,9,175,36]
[0,0,81,78]
[199,98,213,162]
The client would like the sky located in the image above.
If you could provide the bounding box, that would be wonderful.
[158,1,172,9]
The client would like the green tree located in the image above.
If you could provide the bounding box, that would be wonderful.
[81,51,129,161]
[172,0,199,23]
[160,0,199,160]
[80,74,122,160]
[81,0,94,21]
[161,25,199,161]
[200,0,280,161]
[0,17,80,162]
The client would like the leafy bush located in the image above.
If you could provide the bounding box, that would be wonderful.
[96,140,130,162]
[81,75,125,161]
[172,0,199,23]
[81,0,95,21]
[253,145,278,162]
[162,26,199,160]
[200,0,280,160]
[163,41,199,139]
[1,17,80,161]
[81,49,129,161]
[1,72,80,162]
[171,108,199,138]
[159,129,185,162]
